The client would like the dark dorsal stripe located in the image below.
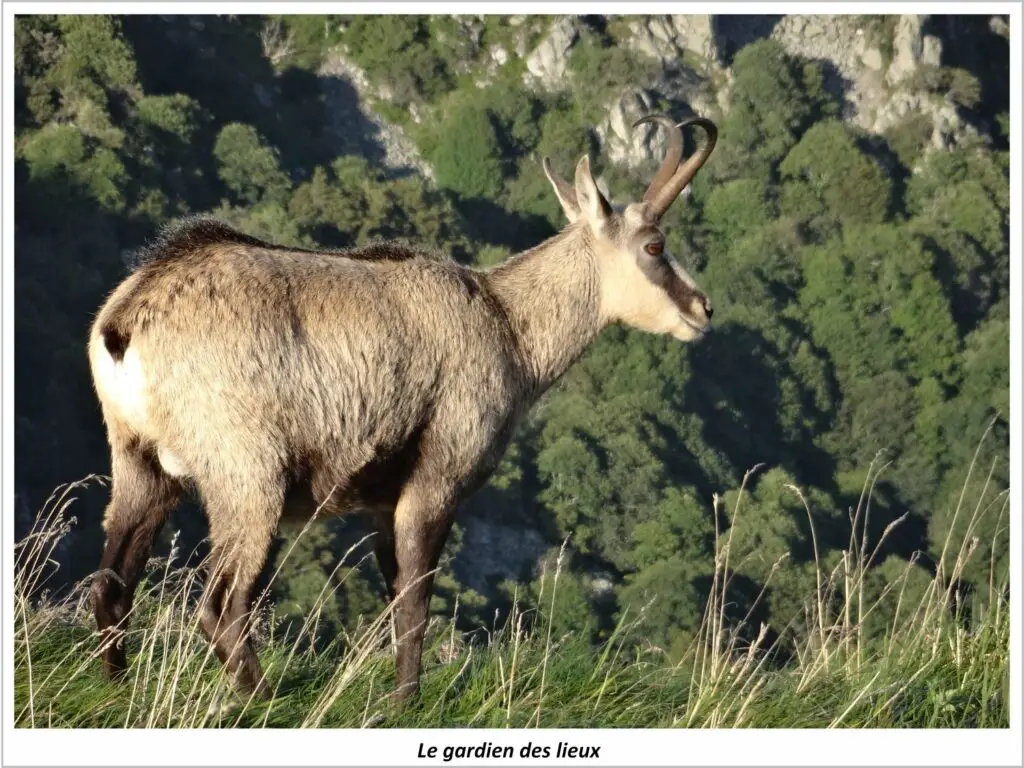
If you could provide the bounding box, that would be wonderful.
[132,215,448,270]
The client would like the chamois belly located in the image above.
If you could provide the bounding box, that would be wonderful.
[279,423,429,523]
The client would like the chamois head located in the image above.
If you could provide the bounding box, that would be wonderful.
[543,115,718,342]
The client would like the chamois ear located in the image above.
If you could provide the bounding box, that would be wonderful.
[574,155,612,229]
[542,157,581,223]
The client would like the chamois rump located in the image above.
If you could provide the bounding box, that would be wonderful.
[88,114,718,702]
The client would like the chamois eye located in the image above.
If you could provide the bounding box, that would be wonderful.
[645,242,664,256]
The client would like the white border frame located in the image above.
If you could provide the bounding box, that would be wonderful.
[3,2,1020,766]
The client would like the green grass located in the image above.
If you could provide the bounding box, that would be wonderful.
[14,464,1010,729]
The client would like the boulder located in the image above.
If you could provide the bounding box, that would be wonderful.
[491,44,510,67]
[596,87,660,170]
[524,17,580,90]
[861,47,884,71]
[887,14,944,85]
[627,14,720,67]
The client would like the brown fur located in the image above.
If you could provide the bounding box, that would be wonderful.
[88,117,717,703]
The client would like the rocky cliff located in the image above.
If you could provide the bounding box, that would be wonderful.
[329,14,1005,179]
[587,14,998,168]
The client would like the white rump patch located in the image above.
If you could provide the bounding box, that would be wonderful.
[92,339,191,478]
[92,342,150,433]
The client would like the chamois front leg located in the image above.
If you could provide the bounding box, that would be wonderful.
[390,484,455,703]
[371,510,399,603]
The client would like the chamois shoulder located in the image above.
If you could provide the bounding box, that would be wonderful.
[130,215,452,270]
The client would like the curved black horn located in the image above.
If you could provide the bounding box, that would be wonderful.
[632,114,683,206]
[646,116,718,218]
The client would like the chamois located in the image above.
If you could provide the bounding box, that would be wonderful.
[88,114,718,702]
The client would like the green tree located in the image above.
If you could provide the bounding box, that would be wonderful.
[779,120,891,225]
[42,16,141,148]
[860,555,934,647]
[721,39,837,177]
[566,28,658,125]
[925,310,1009,595]
[907,145,1009,331]
[504,101,593,231]
[702,178,774,257]
[718,468,842,630]
[213,123,291,206]
[20,124,127,211]
[619,487,715,655]
[136,93,204,142]
[270,519,385,647]
[289,155,468,253]
[430,99,505,200]
[340,16,452,104]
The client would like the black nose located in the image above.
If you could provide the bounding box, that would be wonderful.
[703,300,714,320]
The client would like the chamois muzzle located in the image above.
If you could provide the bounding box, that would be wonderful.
[632,115,718,219]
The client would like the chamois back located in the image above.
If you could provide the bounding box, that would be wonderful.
[128,215,450,270]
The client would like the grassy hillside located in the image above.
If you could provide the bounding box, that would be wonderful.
[15,454,1008,729]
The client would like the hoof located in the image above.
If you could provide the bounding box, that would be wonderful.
[101,644,129,682]
[235,675,272,703]
[389,681,421,712]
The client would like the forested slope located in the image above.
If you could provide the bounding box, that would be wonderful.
[14,14,1010,667]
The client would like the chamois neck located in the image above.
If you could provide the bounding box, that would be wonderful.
[484,224,605,395]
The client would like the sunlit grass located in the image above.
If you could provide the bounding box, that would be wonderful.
[14,440,1009,729]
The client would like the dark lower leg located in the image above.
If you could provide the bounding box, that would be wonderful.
[372,520,399,603]
[92,468,176,679]
[392,516,452,701]
[393,582,433,700]
[93,528,132,677]
[204,587,268,697]
[199,552,272,699]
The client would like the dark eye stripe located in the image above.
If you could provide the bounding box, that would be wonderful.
[638,251,699,309]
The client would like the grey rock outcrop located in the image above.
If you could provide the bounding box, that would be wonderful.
[523,16,580,90]
[619,13,978,159]
[595,67,716,172]
[318,53,435,181]
[886,14,943,86]
[491,44,510,67]
[627,14,720,68]
[765,14,967,149]
[869,90,977,150]
[596,86,658,170]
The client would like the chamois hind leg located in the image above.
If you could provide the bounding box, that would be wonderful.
[197,476,282,700]
[92,432,181,680]
[391,483,456,702]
